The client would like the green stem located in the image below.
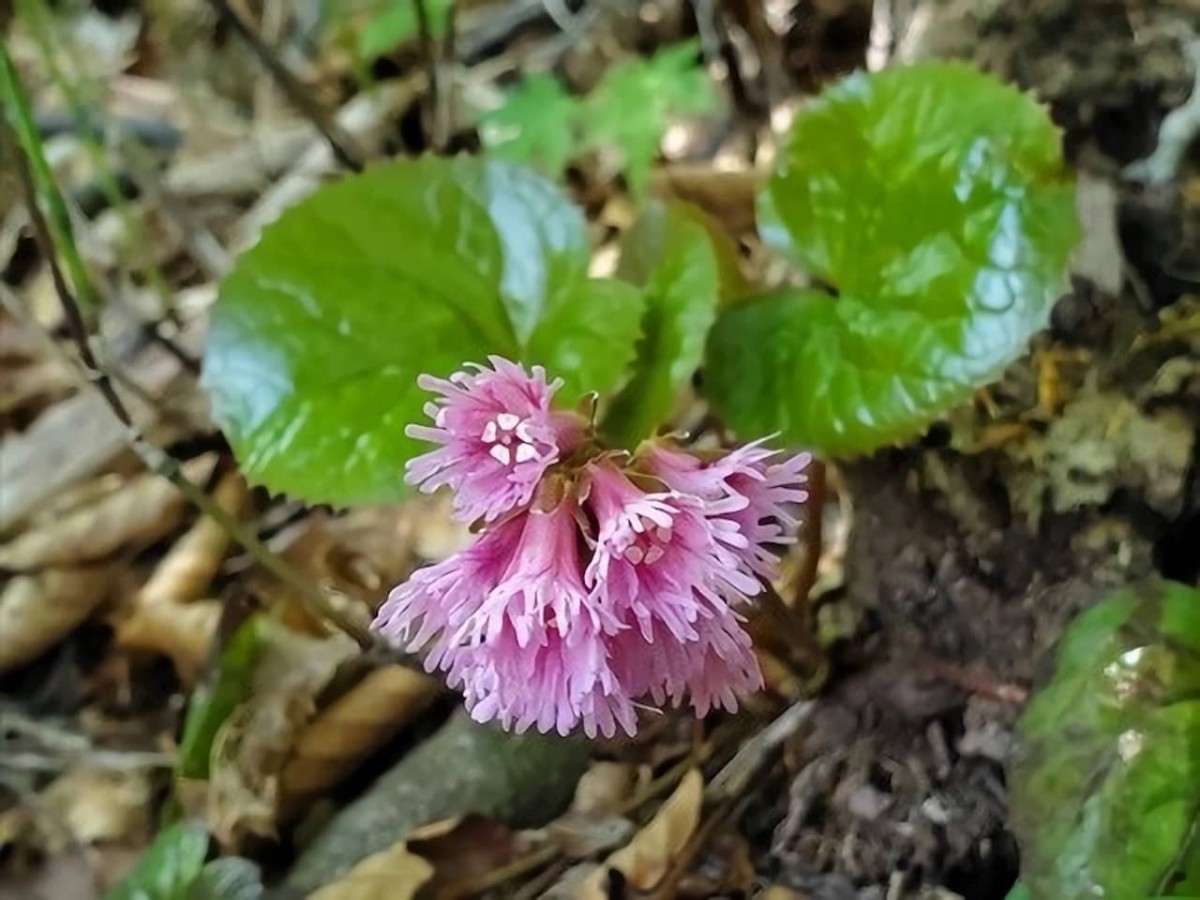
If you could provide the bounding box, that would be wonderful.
[18,0,176,315]
[0,38,99,313]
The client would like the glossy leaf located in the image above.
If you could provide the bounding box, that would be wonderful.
[479,74,581,175]
[526,276,645,405]
[708,63,1078,454]
[178,618,264,780]
[105,821,209,900]
[1007,580,1200,900]
[583,41,717,191]
[204,157,642,505]
[603,201,722,443]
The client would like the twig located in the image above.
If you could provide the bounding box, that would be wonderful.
[434,1,458,150]
[205,0,365,172]
[2,114,373,650]
[444,842,559,895]
[413,0,443,150]
[1124,31,1200,184]
[705,699,816,802]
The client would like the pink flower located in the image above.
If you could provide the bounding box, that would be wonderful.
[445,616,638,738]
[376,499,635,737]
[641,440,810,579]
[580,461,764,716]
[609,609,763,717]
[373,510,527,667]
[584,461,761,641]
[405,357,583,523]
[463,499,619,648]
[377,357,815,737]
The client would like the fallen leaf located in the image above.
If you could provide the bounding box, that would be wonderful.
[577,769,704,898]
[569,762,640,816]
[545,813,636,860]
[0,358,74,419]
[0,566,114,672]
[206,624,358,849]
[114,598,222,684]
[280,665,441,818]
[137,472,248,607]
[43,767,151,845]
[407,815,520,895]
[115,470,250,682]
[306,841,434,900]
[0,457,214,569]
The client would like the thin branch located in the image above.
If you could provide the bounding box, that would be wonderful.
[413,0,443,150]
[434,1,458,150]
[205,0,365,172]
[2,116,374,651]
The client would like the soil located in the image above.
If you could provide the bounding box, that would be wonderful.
[750,1,1200,895]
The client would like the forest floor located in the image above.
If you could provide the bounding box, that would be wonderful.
[1,1,1198,899]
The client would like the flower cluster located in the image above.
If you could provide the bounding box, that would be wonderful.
[374,357,810,737]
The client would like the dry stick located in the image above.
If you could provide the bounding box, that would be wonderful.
[433,0,459,151]
[3,122,374,651]
[413,0,443,150]
[205,0,365,173]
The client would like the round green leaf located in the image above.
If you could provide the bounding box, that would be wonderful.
[708,62,1078,454]
[479,74,582,176]
[526,275,645,407]
[1008,580,1200,900]
[203,157,632,505]
[602,200,722,444]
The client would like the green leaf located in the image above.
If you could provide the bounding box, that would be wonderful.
[1007,580,1200,900]
[204,157,641,505]
[357,0,451,60]
[708,62,1078,454]
[603,201,722,443]
[526,276,645,406]
[177,618,264,780]
[479,74,582,175]
[105,821,209,900]
[583,41,717,191]
[190,858,263,900]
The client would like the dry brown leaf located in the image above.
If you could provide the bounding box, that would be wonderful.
[136,471,248,606]
[0,457,214,569]
[280,665,441,818]
[305,840,434,900]
[540,762,642,859]
[0,359,75,417]
[407,815,520,895]
[207,625,358,849]
[576,769,704,899]
[570,762,640,815]
[113,597,222,683]
[43,767,152,845]
[0,567,114,672]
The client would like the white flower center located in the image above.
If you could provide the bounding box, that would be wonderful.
[622,518,673,566]
[481,414,546,467]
